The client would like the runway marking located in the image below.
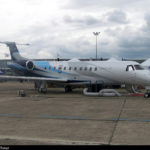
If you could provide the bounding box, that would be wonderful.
[1,113,150,123]
[0,113,21,118]
[40,115,87,120]
[110,118,150,122]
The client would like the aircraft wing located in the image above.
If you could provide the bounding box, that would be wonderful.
[0,75,68,82]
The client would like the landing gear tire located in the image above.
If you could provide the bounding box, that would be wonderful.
[38,88,47,94]
[65,86,72,93]
[144,93,150,98]
[18,90,26,97]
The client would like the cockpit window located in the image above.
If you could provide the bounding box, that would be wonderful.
[134,65,144,70]
[126,65,135,71]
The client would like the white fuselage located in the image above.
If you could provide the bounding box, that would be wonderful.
[32,59,150,86]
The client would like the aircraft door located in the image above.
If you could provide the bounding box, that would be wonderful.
[126,65,136,84]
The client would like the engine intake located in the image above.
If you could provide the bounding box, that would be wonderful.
[26,61,34,70]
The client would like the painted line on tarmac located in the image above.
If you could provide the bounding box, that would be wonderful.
[40,115,88,120]
[110,118,150,123]
[0,113,88,120]
[1,113,150,123]
[0,113,21,118]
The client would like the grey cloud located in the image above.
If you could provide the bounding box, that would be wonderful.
[104,27,123,37]
[106,10,128,24]
[63,9,129,29]
[142,14,150,32]
[119,36,150,49]
[117,13,150,53]
[145,14,150,26]
[118,48,150,59]
[117,28,150,59]
[57,46,111,59]
[4,0,149,60]
[63,15,103,27]
[103,19,150,59]
[64,0,143,10]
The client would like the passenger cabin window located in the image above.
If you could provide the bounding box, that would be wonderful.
[126,65,134,71]
[89,67,92,71]
[74,67,77,70]
[58,67,62,73]
[58,67,62,70]
[95,67,97,71]
[80,67,82,71]
[84,67,87,71]
[69,67,72,70]
[64,67,66,70]
[134,65,144,70]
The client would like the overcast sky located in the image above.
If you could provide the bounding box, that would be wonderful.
[0,0,150,60]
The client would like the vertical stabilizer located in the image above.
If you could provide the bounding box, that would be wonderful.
[0,42,27,61]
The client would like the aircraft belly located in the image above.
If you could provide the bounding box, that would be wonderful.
[32,70,63,78]
[32,70,114,85]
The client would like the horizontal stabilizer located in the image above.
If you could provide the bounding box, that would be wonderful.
[0,41,30,46]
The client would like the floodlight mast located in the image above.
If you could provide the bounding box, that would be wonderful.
[93,32,100,60]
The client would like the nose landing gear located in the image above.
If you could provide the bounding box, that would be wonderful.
[144,86,150,98]
[144,91,150,98]
[144,88,150,98]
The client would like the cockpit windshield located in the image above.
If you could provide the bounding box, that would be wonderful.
[134,65,144,70]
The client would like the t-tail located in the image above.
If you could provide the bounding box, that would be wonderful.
[0,41,28,61]
[0,42,35,72]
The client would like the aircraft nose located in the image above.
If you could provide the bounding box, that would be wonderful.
[142,70,150,85]
[136,70,150,86]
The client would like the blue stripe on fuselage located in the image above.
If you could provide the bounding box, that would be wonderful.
[9,61,71,77]
[34,61,49,69]
[34,61,70,75]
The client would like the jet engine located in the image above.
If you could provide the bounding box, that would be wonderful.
[26,60,34,70]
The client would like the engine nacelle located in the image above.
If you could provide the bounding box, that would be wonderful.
[26,61,34,70]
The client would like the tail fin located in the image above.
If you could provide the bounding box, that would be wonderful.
[0,41,28,61]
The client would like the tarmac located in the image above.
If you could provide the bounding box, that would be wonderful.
[0,81,150,145]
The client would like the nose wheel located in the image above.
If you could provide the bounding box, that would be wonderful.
[144,89,150,98]
[144,92,150,98]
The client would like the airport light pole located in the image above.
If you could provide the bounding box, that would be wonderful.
[93,32,100,60]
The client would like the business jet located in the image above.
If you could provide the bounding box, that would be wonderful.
[0,41,150,95]
[141,58,150,69]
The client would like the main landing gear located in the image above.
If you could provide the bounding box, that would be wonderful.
[87,84,103,92]
[34,81,47,94]
[144,87,150,98]
[64,86,72,93]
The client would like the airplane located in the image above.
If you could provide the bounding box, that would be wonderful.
[0,41,150,96]
[141,58,150,69]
